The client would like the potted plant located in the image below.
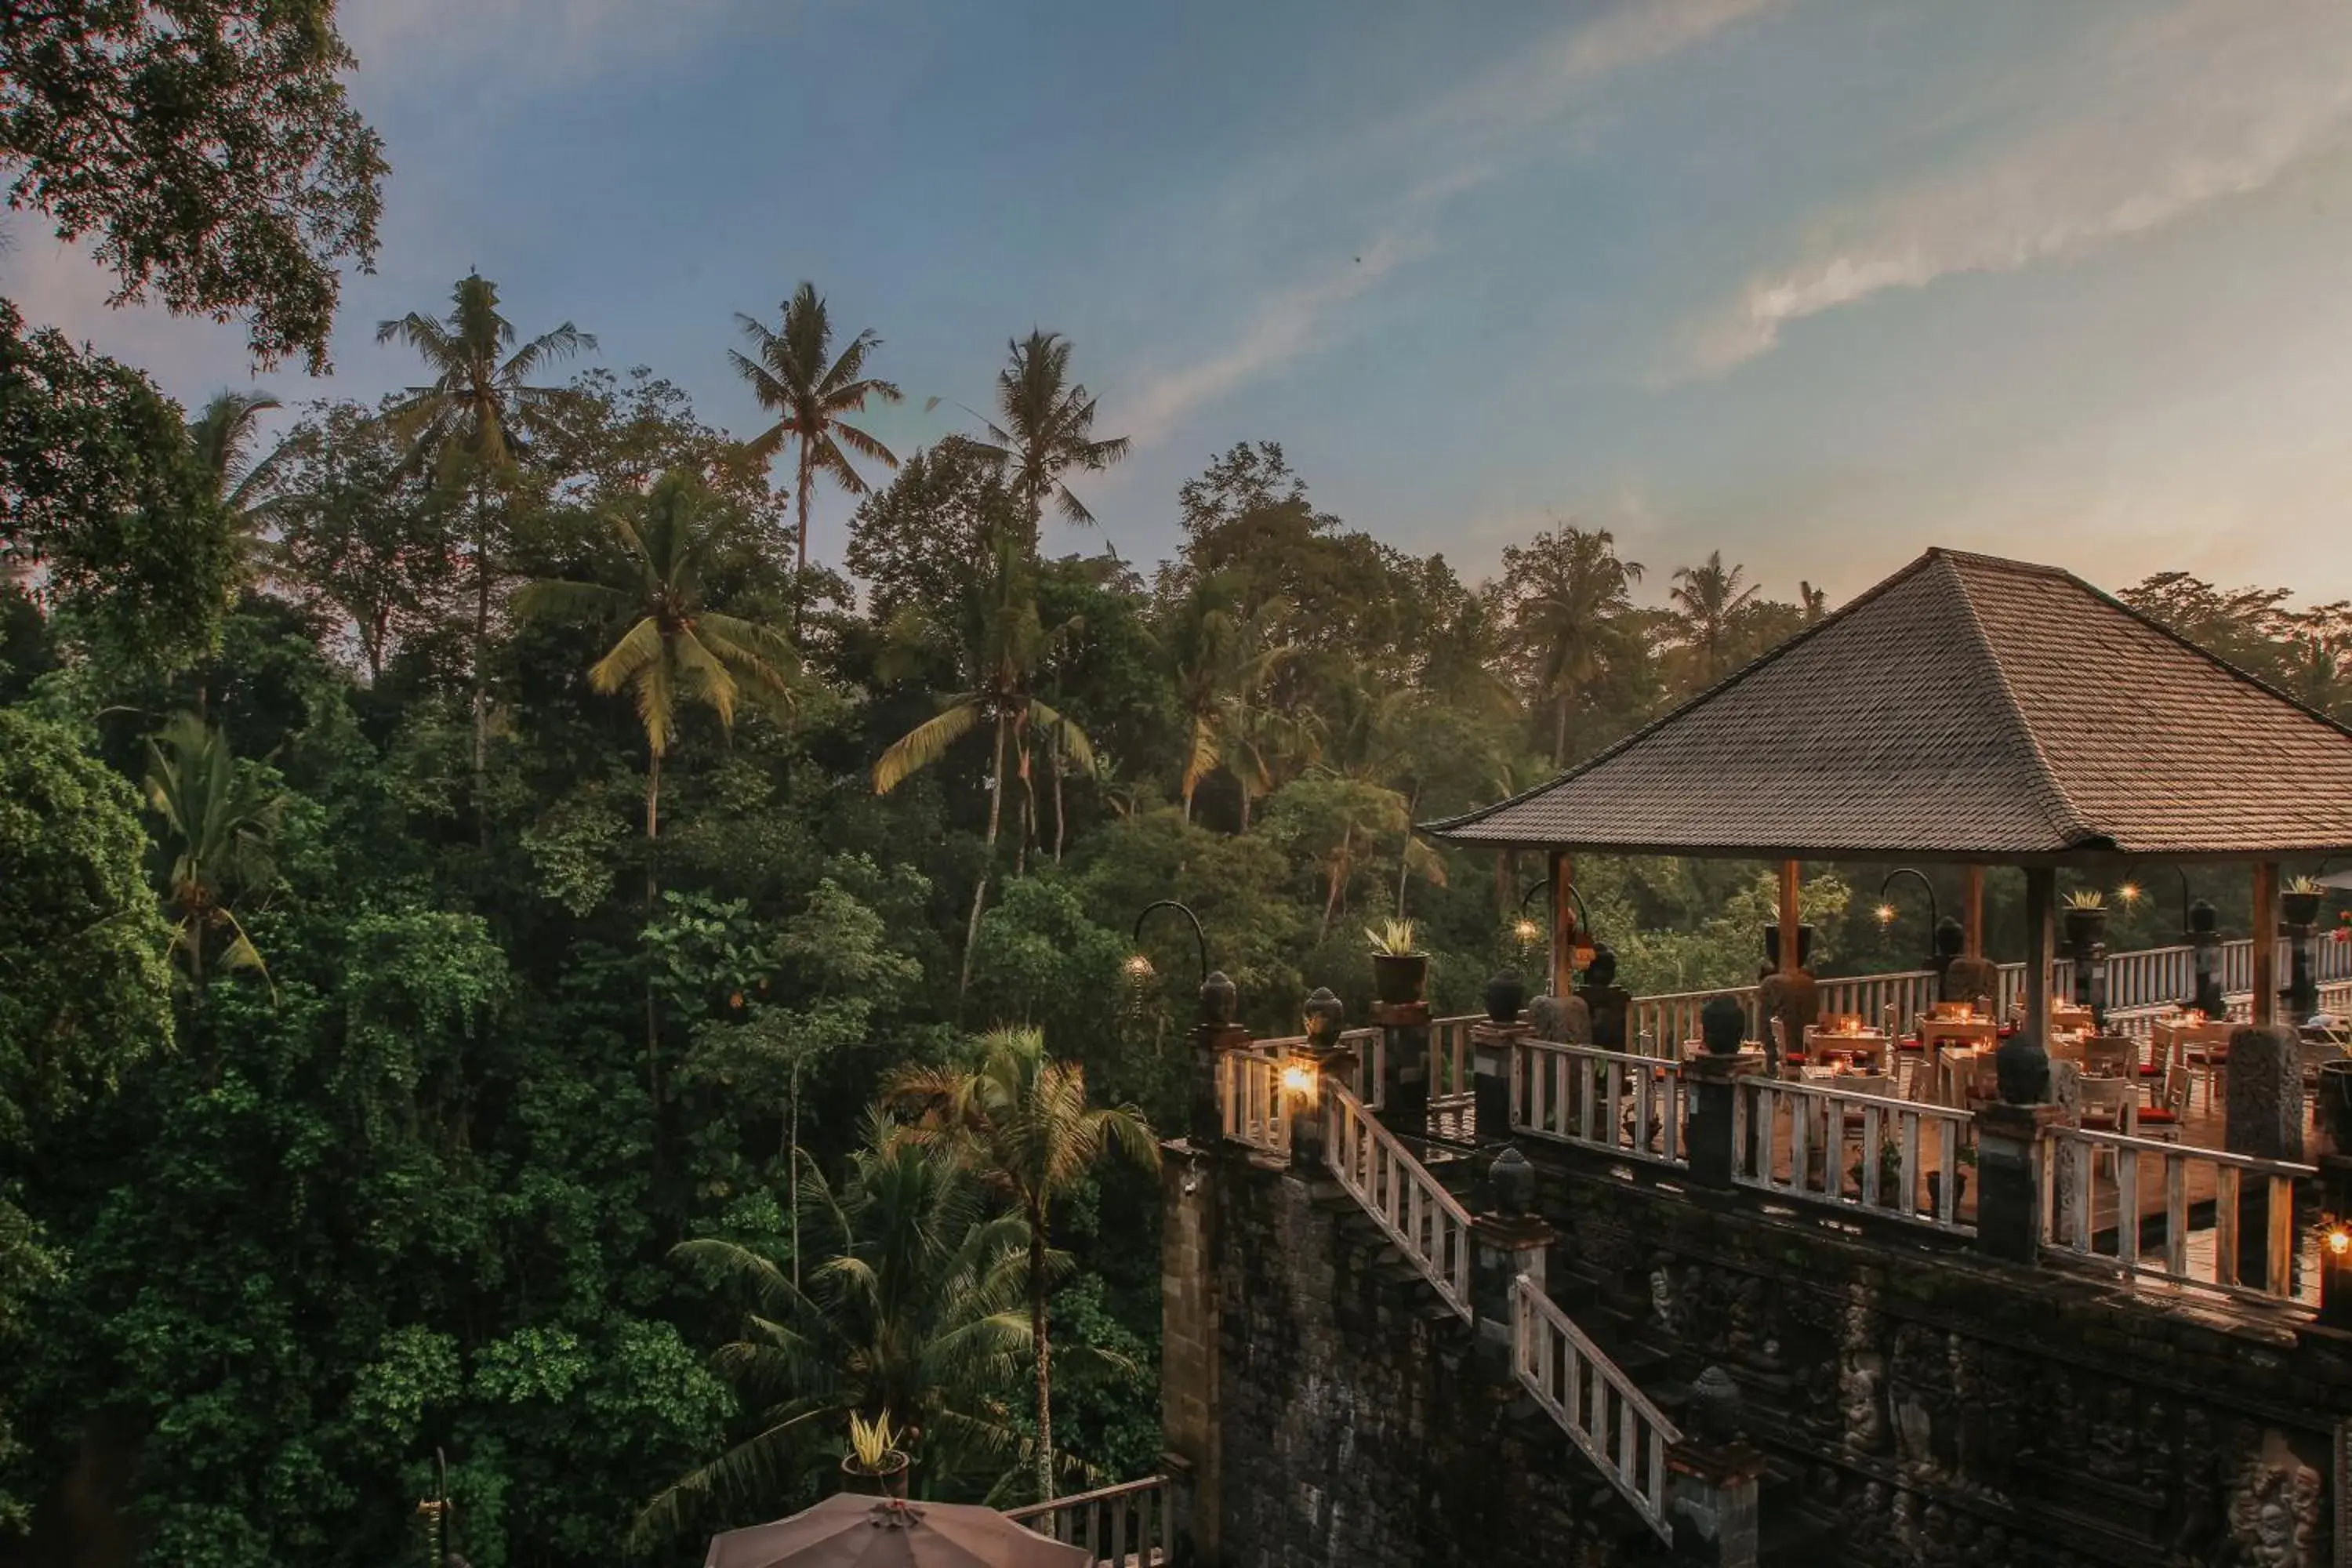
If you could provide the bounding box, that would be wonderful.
[2061,888,2107,954]
[1847,1138,1905,1205]
[1366,916,1429,1005]
[841,1410,910,1499]
[1762,922,1814,970]
[2283,874,2327,929]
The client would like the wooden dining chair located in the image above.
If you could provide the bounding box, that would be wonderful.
[2082,1036,2136,1080]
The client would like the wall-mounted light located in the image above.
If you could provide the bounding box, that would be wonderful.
[2328,1224,2350,1258]
[1280,1061,1317,1098]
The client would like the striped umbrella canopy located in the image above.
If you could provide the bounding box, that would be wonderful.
[705,1497,1090,1568]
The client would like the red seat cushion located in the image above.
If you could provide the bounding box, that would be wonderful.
[2137,1107,2179,1125]
[1896,1040,1926,1051]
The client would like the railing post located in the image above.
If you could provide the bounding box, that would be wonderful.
[1290,988,1352,1174]
[1469,1148,1552,1372]
[2227,1023,2305,1290]
[1971,1101,2063,1264]
[1471,1020,1528,1144]
[1373,999,1431,1138]
[1665,1443,1765,1567]
[1682,1049,1760,1190]
[1190,1014,1251,1148]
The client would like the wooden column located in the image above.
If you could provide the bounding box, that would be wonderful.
[2024,867,2054,1043]
[1962,865,1987,958]
[2252,860,2279,1026]
[1549,849,1576,1000]
[1777,859,1802,974]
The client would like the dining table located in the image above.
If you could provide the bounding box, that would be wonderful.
[2153,1014,2238,1111]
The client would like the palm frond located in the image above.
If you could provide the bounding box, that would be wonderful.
[873,700,983,794]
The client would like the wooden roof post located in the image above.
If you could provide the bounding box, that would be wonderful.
[1550,850,1576,1001]
[2024,868,2054,1045]
[1778,859,1802,975]
[2252,860,2279,1026]
[1963,865,1986,959]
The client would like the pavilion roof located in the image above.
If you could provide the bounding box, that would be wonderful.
[1423,547,2352,862]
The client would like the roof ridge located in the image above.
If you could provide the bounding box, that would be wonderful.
[1420,549,1946,837]
[1940,554,2101,848]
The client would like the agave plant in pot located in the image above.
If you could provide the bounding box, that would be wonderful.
[1367,916,1429,1006]
[840,1410,910,1499]
[2283,874,2327,929]
[2061,888,2107,954]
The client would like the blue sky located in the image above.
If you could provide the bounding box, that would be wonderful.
[15,0,2352,605]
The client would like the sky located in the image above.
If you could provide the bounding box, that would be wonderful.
[12,0,2352,608]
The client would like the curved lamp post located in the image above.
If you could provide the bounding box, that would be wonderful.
[1875,868,1940,960]
[1518,878,1593,948]
[1130,898,1236,1025]
[2114,864,2193,933]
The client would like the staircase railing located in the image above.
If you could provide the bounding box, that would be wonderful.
[1324,1083,1473,1319]
[1005,1475,1174,1565]
[1511,1275,1680,1543]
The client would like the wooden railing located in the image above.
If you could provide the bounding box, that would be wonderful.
[1325,1083,1473,1319]
[1733,1076,1976,1233]
[1512,1276,1679,1544]
[1512,1039,1688,1168]
[2042,1129,2316,1304]
[1628,934,2352,1058]
[1005,1475,1173,1565]
[1431,1013,1480,1108]
[1253,1028,1386,1109]
[1217,1050,1287,1155]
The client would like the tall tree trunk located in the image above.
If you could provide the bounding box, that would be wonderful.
[1395,787,1420,916]
[1319,828,1350,941]
[793,441,814,637]
[960,714,1008,995]
[1051,718,1066,864]
[1553,691,1569,770]
[644,750,662,1102]
[788,1061,801,1291]
[1030,1212,1053,1502]
[474,472,493,846]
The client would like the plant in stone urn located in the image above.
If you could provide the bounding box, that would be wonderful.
[2284,875,2326,929]
[1365,916,1428,1005]
[840,1410,910,1498]
[2061,888,2107,954]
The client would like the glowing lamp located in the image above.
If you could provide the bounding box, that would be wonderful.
[2118,882,2142,906]
[1280,1062,1317,1098]
[1512,917,1541,947]
[1875,903,1896,926]
[2329,1226,2351,1258]
[1123,953,1155,982]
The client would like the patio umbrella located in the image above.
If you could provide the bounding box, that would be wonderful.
[705,1495,1091,1568]
[2316,869,2352,891]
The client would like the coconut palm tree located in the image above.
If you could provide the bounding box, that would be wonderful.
[514,473,798,1092]
[731,282,902,613]
[187,389,291,582]
[950,332,1128,550]
[634,1116,1036,1547]
[376,273,596,826]
[887,1027,1158,1503]
[514,472,797,877]
[1670,550,1762,687]
[873,532,1094,993]
[142,713,282,989]
[1500,523,1644,768]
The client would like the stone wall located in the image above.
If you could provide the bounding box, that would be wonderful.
[1185,1142,2352,1567]
[1196,1147,1675,1568]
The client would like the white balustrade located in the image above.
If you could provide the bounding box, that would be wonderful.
[2042,1129,2316,1304]
[1431,1013,1481,1108]
[1733,1076,1975,1232]
[1325,1084,1473,1319]
[1217,1050,1287,1155]
[1512,1040,1689,1168]
[1512,1276,1680,1544]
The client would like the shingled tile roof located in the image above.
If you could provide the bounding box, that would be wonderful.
[1424,548,2352,861]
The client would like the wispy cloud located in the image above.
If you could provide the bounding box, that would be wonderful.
[1677,0,2352,377]
[1116,0,1773,445]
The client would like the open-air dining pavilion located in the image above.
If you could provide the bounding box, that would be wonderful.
[1418,546,2352,1307]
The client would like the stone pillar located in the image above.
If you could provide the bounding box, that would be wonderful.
[1972,1102,2063,1264]
[1666,1442,1766,1568]
[2288,920,2320,1022]
[2227,1023,2304,1289]
[2252,861,2280,1026]
[1189,1020,1251,1147]
[1471,1021,1527,1144]
[1372,999,1431,1138]
[1682,1051,1762,1190]
[1468,1149,1552,1374]
[1159,1145,1220,1565]
[1528,990,1591,1045]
